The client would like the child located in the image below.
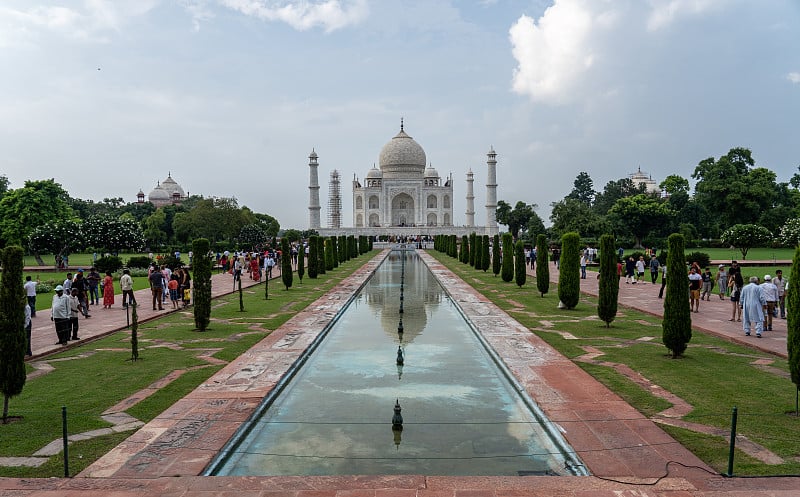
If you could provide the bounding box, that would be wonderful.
[168,275,180,309]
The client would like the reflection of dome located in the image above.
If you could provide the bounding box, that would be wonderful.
[366,166,383,179]
[378,123,426,179]
[424,165,439,178]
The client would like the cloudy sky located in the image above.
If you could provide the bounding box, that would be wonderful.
[2,0,799,230]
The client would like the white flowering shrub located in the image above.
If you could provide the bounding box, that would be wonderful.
[721,224,772,259]
[779,218,800,247]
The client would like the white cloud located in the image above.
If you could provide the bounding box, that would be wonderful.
[509,0,600,104]
[646,0,728,31]
[219,0,368,32]
[788,72,800,84]
[181,0,216,31]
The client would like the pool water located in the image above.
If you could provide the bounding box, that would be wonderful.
[211,251,583,476]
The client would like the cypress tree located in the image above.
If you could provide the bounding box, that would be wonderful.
[450,235,458,258]
[0,246,26,422]
[325,238,335,271]
[192,238,212,332]
[338,235,346,263]
[788,246,800,414]
[514,240,526,287]
[662,233,692,358]
[461,235,469,264]
[331,237,339,268]
[368,236,373,251]
[482,235,491,272]
[281,237,293,290]
[501,233,514,282]
[597,234,619,327]
[473,235,483,269]
[297,241,305,282]
[558,232,580,309]
[317,236,326,275]
[536,234,549,297]
[308,236,319,278]
[469,233,477,267]
[130,300,139,362]
[492,234,501,277]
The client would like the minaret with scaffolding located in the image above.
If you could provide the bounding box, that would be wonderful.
[328,169,342,229]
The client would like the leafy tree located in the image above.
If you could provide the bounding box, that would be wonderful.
[566,171,595,205]
[0,175,9,201]
[720,224,772,260]
[481,235,490,272]
[501,233,514,282]
[192,238,212,332]
[535,234,549,297]
[83,215,145,254]
[593,178,646,215]
[662,233,691,358]
[514,240,526,287]
[524,212,547,244]
[238,223,270,251]
[549,198,606,239]
[607,194,673,248]
[692,148,778,228]
[143,209,168,249]
[0,246,26,422]
[0,179,72,247]
[283,229,302,243]
[307,235,318,278]
[254,213,280,238]
[597,234,619,327]
[496,201,537,240]
[558,232,581,309]
[658,175,690,196]
[788,246,800,413]
[281,237,293,290]
[27,219,84,266]
[780,219,800,247]
[492,234,501,276]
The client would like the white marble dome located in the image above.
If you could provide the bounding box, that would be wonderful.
[378,126,426,178]
[148,184,170,201]
[366,166,383,179]
[424,165,439,178]
[160,174,186,198]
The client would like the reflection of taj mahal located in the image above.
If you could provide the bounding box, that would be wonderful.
[309,120,499,238]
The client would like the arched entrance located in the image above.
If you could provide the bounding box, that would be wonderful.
[391,193,415,226]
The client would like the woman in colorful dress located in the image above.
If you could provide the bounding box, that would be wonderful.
[102,271,115,308]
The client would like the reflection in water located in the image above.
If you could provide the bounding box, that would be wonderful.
[213,251,581,476]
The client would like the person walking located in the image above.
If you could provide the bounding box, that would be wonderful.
[24,275,38,317]
[120,268,136,308]
[580,254,587,279]
[625,256,636,284]
[636,256,646,283]
[715,264,727,300]
[701,267,714,301]
[658,263,667,299]
[649,255,660,284]
[729,270,744,321]
[760,274,778,331]
[774,269,787,319]
[740,276,766,337]
[69,288,81,340]
[87,267,101,306]
[50,285,71,345]
[149,267,165,310]
[102,271,115,308]
[25,302,32,356]
[688,267,702,312]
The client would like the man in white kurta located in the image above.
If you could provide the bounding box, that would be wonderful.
[740,276,766,337]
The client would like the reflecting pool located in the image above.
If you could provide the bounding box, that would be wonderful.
[211,251,582,476]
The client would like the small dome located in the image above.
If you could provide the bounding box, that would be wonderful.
[366,166,383,179]
[160,174,186,198]
[424,164,439,178]
[378,124,426,178]
[148,185,170,201]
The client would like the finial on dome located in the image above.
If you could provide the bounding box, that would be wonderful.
[168,171,171,178]
[400,117,404,131]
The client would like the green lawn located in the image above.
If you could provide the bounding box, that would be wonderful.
[0,251,376,478]
[430,250,800,477]
[620,247,795,262]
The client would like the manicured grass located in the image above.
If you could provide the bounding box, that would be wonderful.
[0,251,376,478]
[430,250,800,476]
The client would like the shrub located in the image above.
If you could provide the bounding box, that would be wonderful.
[281,237,293,290]
[597,234,619,327]
[482,235,490,272]
[126,256,153,269]
[94,255,123,274]
[501,233,514,282]
[536,234,549,297]
[192,238,212,332]
[663,233,692,358]
[492,234,501,276]
[685,251,710,269]
[558,232,581,309]
[514,240,526,287]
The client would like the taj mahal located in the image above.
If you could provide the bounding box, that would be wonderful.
[309,120,499,238]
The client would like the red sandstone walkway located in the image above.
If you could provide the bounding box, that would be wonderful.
[3,253,797,496]
[532,262,788,359]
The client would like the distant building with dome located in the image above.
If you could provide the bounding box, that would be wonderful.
[137,173,188,208]
[309,120,499,238]
[629,167,660,194]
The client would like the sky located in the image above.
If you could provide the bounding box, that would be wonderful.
[2,0,799,230]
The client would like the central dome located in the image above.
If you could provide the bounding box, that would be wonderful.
[378,125,426,178]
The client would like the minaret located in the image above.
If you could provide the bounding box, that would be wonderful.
[465,169,475,227]
[308,149,321,230]
[485,147,498,235]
